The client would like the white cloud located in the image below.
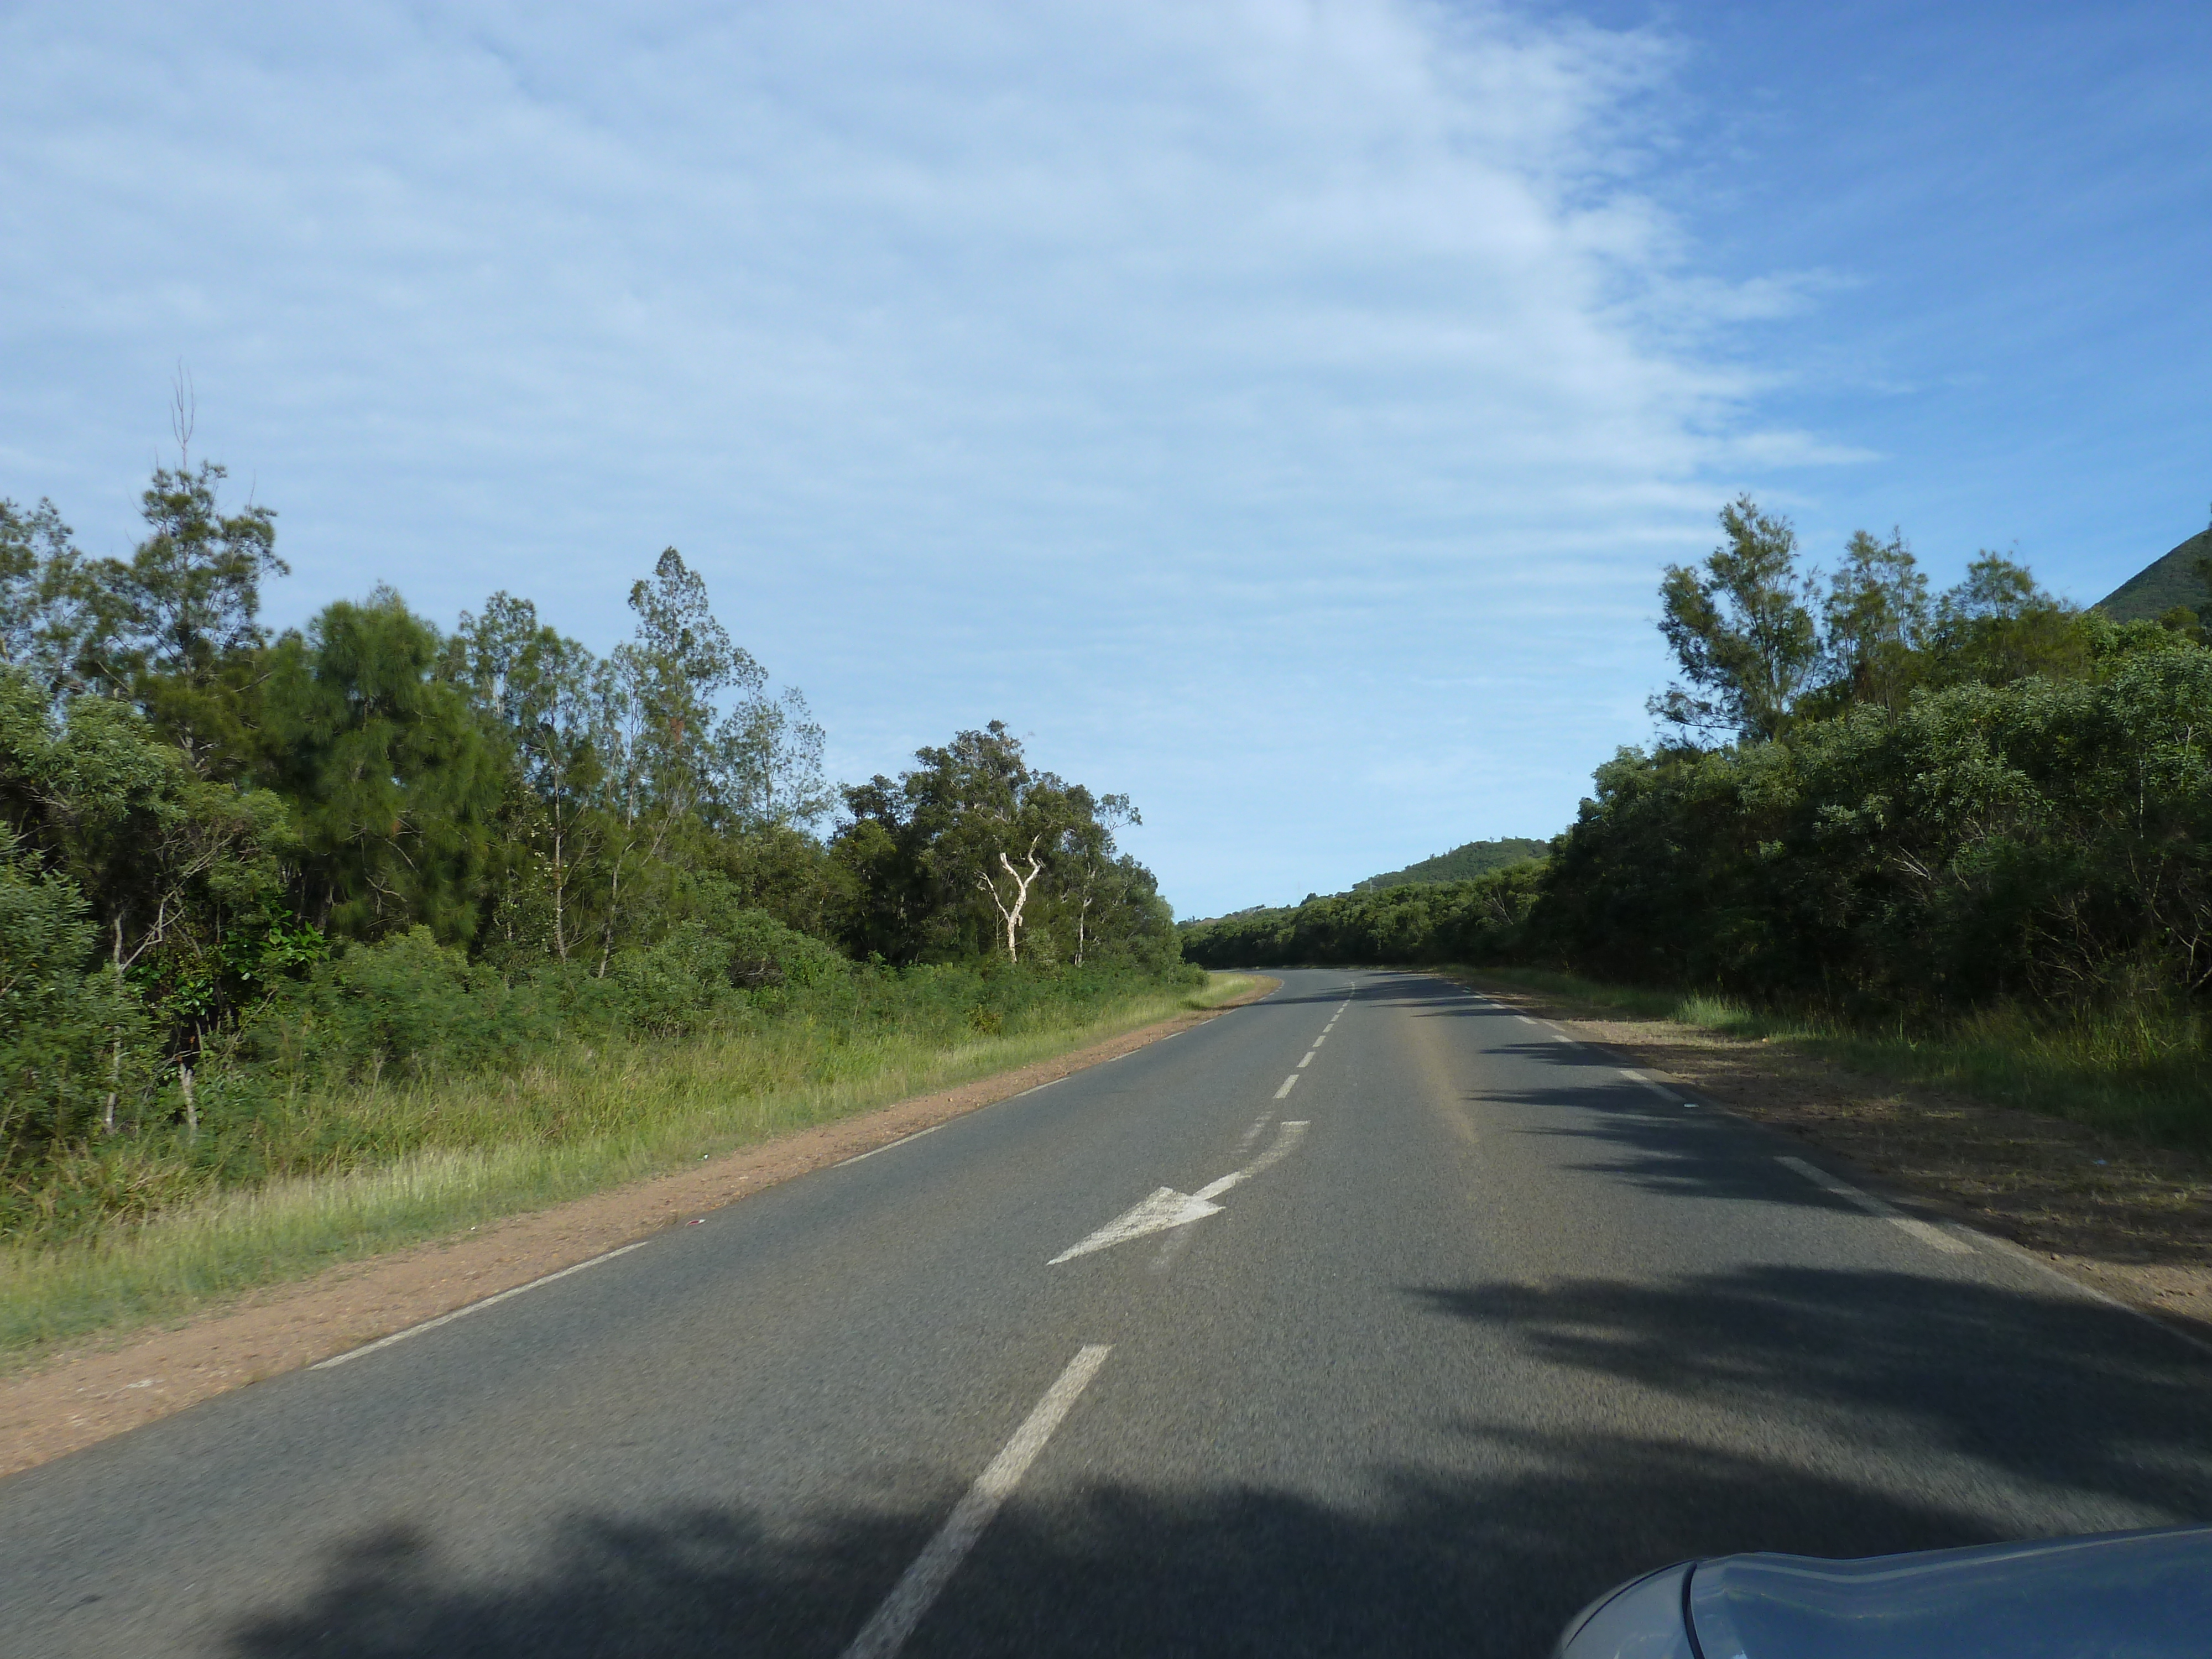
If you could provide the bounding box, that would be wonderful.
[0,0,1825,913]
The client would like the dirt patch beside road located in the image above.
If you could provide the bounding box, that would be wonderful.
[0,981,1276,1479]
[1463,973,2212,1351]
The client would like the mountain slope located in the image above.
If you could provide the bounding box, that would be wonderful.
[1353,837,1548,891]
[2096,525,2212,621]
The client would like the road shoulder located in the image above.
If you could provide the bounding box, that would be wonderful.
[0,979,1277,1479]
[1456,971,2212,1350]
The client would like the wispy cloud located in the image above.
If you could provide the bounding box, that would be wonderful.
[0,1,1833,911]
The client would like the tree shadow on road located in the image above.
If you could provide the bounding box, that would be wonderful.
[223,1427,1989,1659]
[1413,1264,2212,1522]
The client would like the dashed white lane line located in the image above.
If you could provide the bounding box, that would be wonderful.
[1297,1051,1314,1068]
[1777,1155,1974,1255]
[1617,1067,1683,1103]
[840,1344,1113,1659]
[1311,1032,1327,1047]
[311,1241,653,1370]
[1274,1074,1301,1099]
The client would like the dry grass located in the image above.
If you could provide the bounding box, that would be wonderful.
[0,974,1246,1360]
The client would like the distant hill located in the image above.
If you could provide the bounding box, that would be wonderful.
[2096,525,2212,622]
[1353,837,1548,892]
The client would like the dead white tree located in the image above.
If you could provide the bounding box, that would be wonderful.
[978,835,1045,963]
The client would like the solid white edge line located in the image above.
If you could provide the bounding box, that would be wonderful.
[839,1344,1113,1659]
[1776,1155,1973,1255]
[1274,1073,1300,1099]
[311,1240,653,1370]
[1778,1166,2212,1360]
[837,1122,947,1168]
[1970,1232,2212,1360]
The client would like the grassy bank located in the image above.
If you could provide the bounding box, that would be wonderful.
[0,971,1265,1367]
[1462,966,2212,1151]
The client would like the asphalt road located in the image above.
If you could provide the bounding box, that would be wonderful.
[4,969,2209,1657]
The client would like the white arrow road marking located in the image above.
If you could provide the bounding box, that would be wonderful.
[1048,1188,1225,1264]
[1049,1121,1308,1264]
[1194,1119,1306,1201]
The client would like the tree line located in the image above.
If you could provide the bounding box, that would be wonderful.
[1185,496,2212,1031]
[1,456,1178,1203]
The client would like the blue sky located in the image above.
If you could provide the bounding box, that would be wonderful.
[3,1,2207,918]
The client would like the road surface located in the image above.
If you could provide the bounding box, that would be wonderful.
[3,969,2208,1656]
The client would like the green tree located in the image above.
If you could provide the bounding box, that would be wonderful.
[444,594,606,963]
[831,724,1160,966]
[591,549,828,971]
[78,464,285,777]
[262,591,503,942]
[1815,528,1930,713]
[1652,496,1820,745]
[0,667,291,1125]
[0,498,96,699]
[1925,552,2090,687]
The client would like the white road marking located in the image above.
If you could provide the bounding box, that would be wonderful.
[1311,1032,1327,1046]
[1777,1156,1974,1254]
[311,1241,653,1370]
[1048,1187,1225,1263]
[1233,1109,1274,1153]
[1515,1015,1538,1026]
[1148,1220,1201,1274]
[1050,1121,1308,1263]
[1297,1051,1313,1068]
[836,1123,945,1167]
[1616,1067,1679,1103]
[1195,1120,1307,1202]
[840,1344,1112,1659]
[1971,1233,2212,1360]
[1274,1073,1301,1098]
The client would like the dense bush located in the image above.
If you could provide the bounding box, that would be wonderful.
[1180,862,1543,969]
[1188,502,2212,1057]
[0,458,1188,1234]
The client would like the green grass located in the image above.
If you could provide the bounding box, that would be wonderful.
[1463,965,2212,1151]
[1182,970,1272,1009]
[0,972,1250,1370]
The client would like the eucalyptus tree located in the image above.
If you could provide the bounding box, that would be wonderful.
[1817,528,1931,713]
[77,464,286,779]
[0,497,95,699]
[1056,788,1138,966]
[444,594,605,962]
[1651,496,1821,745]
[590,547,828,971]
[832,724,1154,966]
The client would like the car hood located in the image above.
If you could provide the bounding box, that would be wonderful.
[1687,1525,2212,1659]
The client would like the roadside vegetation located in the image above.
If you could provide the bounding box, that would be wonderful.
[1185,498,2212,1151]
[0,968,1248,1361]
[0,437,1198,1352]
